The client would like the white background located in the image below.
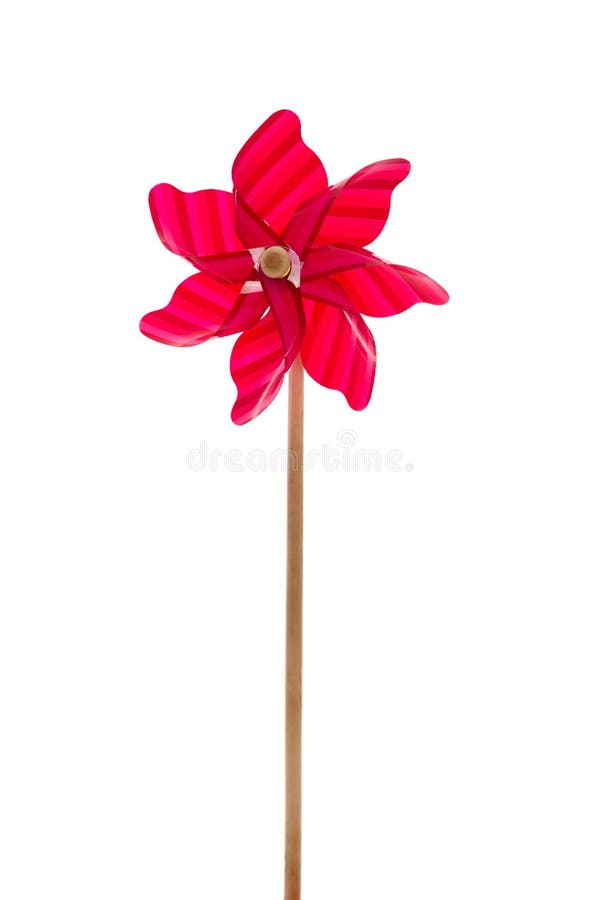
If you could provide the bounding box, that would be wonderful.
[1,1,599,898]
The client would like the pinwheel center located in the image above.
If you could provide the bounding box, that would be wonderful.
[260,246,292,280]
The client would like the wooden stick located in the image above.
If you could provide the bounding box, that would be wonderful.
[284,356,304,900]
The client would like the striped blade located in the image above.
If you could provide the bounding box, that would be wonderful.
[259,273,305,371]
[140,272,262,347]
[230,311,287,425]
[301,274,359,314]
[149,184,253,282]
[234,191,283,249]
[301,244,388,280]
[331,262,449,317]
[285,159,411,255]
[232,110,328,237]
[218,287,268,337]
[301,298,376,411]
[389,265,450,306]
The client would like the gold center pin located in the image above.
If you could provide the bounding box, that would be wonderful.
[260,246,292,280]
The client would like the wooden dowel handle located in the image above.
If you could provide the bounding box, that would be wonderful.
[284,356,304,900]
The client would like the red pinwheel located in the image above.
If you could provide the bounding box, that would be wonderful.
[140,109,448,423]
[140,111,448,900]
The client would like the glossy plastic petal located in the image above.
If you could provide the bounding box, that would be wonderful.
[285,160,411,256]
[140,273,263,347]
[234,192,283,248]
[232,110,328,237]
[388,265,450,307]
[217,287,268,337]
[301,298,376,411]
[301,274,359,313]
[230,311,286,425]
[301,244,388,281]
[149,184,253,282]
[330,261,449,317]
[259,273,305,371]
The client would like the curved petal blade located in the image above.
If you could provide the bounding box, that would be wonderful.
[140,272,264,347]
[232,110,328,238]
[230,311,287,425]
[301,244,386,280]
[389,265,450,307]
[259,273,305,371]
[331,261,449,317]
[219,285,268,337]
[301,274,359,314]
[301,298,376,411]
[285,159,411,255]
[149,184,253,282]
[234,192,283,249]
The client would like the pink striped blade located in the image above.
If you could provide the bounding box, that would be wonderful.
[285,159,411,255]
[301,274,359,314]
[389,265,450,306]
[301,298,376,411]
[149,184,253,282]
[259,273,305,371]
[214,288,268,337]
[330,261,449,316]
[232,110,328,237]
[140,273,262,347]
[301,244,387,280]
[234,192,283,248]
[230,311,287,425]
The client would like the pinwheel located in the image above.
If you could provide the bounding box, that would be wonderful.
[140,109,448,425]
[140,109,448,900]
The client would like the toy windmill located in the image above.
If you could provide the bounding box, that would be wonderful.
[140,109,448,900]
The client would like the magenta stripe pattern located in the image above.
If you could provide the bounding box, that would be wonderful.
[389,265,450,306]
[301,298,376,411]
[259,274,305,371]
[301,244,388,281]
[149,184,253,281]
[233,192,284,249]
[232,110,328,237]
[285,159,411,255]
[330,262,449,317]
[230,312,287,425]
[215,290,268,338]
[301,275,359,314]
[140,272,262,347]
